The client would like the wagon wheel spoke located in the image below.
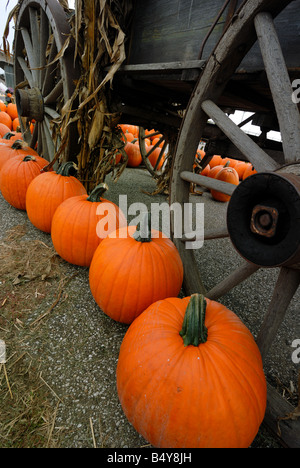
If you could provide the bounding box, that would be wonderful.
[139,127,167,178]
[41,39,58,97]
[256,267,300,360]
[254,12,300,164]
[20,27,39,86]
[201,100,278,173]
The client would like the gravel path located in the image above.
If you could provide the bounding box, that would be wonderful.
[0,167,298,448]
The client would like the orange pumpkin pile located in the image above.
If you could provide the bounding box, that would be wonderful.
[0,101,20,133]
[118,124,166,169]
[0,116,267,448]
[193,150,257,202]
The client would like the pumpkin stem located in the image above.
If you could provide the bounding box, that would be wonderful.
[56,161,78,177]
[87,183,109,202]
[180,294,208,346]
[3,132,16,140]
[133,212,152,243]
[22,155,36,162]
[11,139,26,149]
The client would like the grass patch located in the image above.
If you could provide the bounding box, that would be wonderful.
[0,225,64,448]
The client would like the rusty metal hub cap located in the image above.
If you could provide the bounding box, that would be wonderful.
[227,172,300,267]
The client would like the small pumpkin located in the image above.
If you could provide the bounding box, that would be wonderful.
[0,123,11,138]
[211,165,239,202]
[89,213,183,324]
[0,154,49,210]
[0,111,12,130]
[243,163,257,180]
[0,140,38,172]
[117,294,267,448]
[6,103,18,121]
[51,183,127,267]
[146,145,165,171]
[208,154,223,168]
[125,141,142,167]
[26,161,87,233]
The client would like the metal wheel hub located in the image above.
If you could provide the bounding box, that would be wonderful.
[227,172,300,268]
[16,87,44,122]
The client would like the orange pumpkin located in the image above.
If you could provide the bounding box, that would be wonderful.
[0,101,6,112]
[117,294,267,448]
[0,123,11,138]
[89,214,183,324]
[0,111,12,130]
[0,140,39,172]
[243,163,258,180]
[26,161,87,233]
[235,161,249,180]
[146,145,165,170]
[125,141,142,167]
[51,183,127,267]
[6,103,18,121]
[208,154,223,168]
[0,154,49,210]
[211,166,239,202]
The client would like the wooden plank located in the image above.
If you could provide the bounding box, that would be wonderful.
[127,0,230,64]
[118,60,206,74]
[180,170,237,195]
[254,12,300,164]
[264,383,300,448]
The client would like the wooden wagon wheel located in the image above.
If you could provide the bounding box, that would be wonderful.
[14,0,78,162]
[170,0,300,362]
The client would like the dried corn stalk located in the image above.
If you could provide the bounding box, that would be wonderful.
[64,0,134,192]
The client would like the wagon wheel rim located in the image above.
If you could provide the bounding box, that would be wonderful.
[138,127,168,179]
[14,0,78,162]
[170,0,300,360]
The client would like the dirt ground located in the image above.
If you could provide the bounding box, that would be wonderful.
[0,167,299,448]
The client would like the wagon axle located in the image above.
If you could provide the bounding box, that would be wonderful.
[15,87,44,122]
[227,172,300,268]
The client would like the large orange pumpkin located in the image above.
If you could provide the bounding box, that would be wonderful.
[26,161,87,233]
[89,214,183,324]
[0,154,49,210]
[51,183,127,267]
[117,294,267,448]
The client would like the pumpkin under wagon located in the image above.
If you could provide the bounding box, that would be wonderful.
[9,0,300,447]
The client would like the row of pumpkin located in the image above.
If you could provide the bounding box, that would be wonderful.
[0,126,266,448]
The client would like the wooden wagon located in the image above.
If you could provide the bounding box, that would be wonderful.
[9,0,300,447]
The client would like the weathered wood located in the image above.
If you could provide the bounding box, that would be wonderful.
[180,171,237,196]
[254,12,300,164]
[206,261,260,300]
[264,382,300,448]
[256,267,300,361]
[181,226,229,243]
[201,100,279,172]
[118,60,206,74]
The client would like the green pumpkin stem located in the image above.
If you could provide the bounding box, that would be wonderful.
[56,161,78,177]
[87,183,109,202]
[133,212,152,243]
[180,294,208,346]
[23,155,36,162]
